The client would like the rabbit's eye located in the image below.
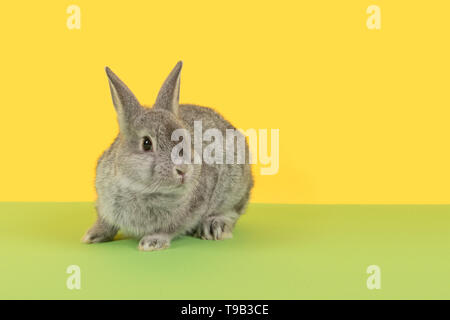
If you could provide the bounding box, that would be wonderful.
[142,136,153,152]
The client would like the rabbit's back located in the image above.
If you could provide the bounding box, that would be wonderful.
[179,104,254,219]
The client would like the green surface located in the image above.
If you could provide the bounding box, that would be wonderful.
[0,202,449,299]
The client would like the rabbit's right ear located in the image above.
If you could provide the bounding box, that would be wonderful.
[154,61,183,116]
[105,67,141,133]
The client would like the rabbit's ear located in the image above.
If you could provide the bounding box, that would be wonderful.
[105,67,141,133]
[154,61,183,116]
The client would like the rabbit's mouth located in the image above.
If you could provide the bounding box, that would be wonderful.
[175,177,186,187]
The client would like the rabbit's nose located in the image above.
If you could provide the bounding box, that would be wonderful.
[174,165,188,178]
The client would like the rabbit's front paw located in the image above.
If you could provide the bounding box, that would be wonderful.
[198,217,233,241]
[138,234,171,252]
[81,219,118,244]
[81,229,114,244]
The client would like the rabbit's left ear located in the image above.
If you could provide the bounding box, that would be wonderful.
[154,61,183,116]
[105,67,141,134]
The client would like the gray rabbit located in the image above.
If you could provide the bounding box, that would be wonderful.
[82,61,253,251]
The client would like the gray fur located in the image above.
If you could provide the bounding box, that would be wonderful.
[82,61,254,251]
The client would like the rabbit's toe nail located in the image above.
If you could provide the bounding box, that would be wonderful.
[211,220,224,240]
[82,232,97,243]
[199,217,233,241]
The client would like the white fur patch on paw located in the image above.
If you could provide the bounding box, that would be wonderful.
[138,235,170,252]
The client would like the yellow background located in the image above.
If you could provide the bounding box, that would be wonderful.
[0,1,449,204]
